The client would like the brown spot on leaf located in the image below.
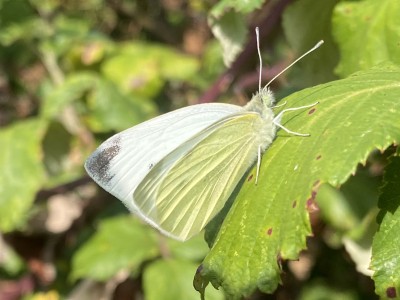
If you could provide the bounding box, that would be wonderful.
[387,287,397,298]
[311,190,317,198]
[316,155,322,160]
[292,200,297,208]
[267,228,273,236]
[247,174,253,182]
[307,199,319,213]
[306,191,319,213]
[308,108,316,115]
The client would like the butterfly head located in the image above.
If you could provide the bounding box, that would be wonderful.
[244,87,275,117]
[260,87,275,107]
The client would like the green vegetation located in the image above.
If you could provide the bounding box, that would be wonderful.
[1,0,400,299]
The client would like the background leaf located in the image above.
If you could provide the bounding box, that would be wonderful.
[210,0,265,17]
[371,156,400,299]
[143,259,224,300]
[85,78,157,132]
[41,72,98,119]
[71,216,159,281]
[282,0,339,85]
[299,282,357,300]
[101,42,200,98]
[332,0,400,78]
[1,1,399,298]
[209,11,247,67]
[0,119,46,231]
[167,235,211,261]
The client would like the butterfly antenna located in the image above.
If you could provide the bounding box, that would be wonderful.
[255,27,262,94]
[264,40,324,89]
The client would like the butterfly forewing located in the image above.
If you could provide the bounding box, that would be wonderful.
[84,103,242,214]
[133,112,267,240]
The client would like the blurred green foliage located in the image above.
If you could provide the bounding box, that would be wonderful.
[0,0,400,299]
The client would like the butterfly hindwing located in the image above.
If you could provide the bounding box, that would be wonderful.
[133,111,271,240]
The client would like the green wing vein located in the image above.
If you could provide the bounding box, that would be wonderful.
[133,112,264,240]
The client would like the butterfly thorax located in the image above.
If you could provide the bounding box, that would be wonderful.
[243,88,276,152]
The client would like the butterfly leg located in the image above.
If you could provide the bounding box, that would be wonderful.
[271,101,287,109]
[255,145,261,185]
[273,102,319,136]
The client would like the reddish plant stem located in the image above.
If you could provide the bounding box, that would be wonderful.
[198,0,294,103]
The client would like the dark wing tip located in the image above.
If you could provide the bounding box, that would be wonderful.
[85,136,121,185]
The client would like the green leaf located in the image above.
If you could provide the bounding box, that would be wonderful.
[317,167,380,234]
[342,211,377,277]
[167,234,210,261]
[376,155,400,223]
[85,78,157,132]
[0,0,34,27]
[282,0,339,85]
[199,41,226,88]
[40,16,91,57]
[101,42,199,98]
[201,64,400,298]
[210,0,264,18]
[102,51,162,98]
[208,11,247,67]
[143,259,224,300]
[316,168,379,276]
[316,183,359,232]
[30,0,60,16]
[157,48,200,82]
[0,238,25,276]
[0,119,46,231]
[315,167,380,276]
[71,215,159,281]
[0,18,49,46]
[371,156,400,299]
[299,281,357,300]
[41,72,98,119]
[42,121,73,178]
[332,0,400,78]
[41,72,156,132]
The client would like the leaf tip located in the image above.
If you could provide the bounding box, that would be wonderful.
[193,264,209,300]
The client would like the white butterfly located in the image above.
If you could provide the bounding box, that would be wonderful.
[85,28,323,241]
